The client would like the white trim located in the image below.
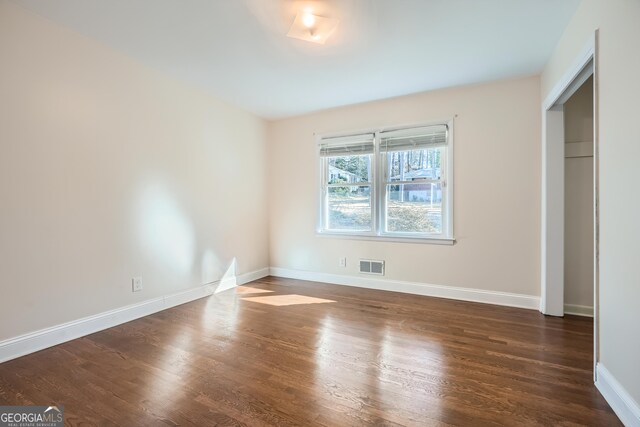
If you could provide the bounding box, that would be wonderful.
[236,267,270,285]
[541,30,600,382]
[541,32,596,318]
[217,277,237,291]
[563,304,594,317]
[541,107,565,316]
[596,363,640,427]
[0,284,213,363]
[316,231,455,245]
[593,28,600,380]
[0,267,271,364]
[445,117,455,239]
[553,59,594,107]
[543,37,596,111]
[269,267,539,310]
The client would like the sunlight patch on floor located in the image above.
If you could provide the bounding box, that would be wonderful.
[235,286,274,295]
[241,294,336,306]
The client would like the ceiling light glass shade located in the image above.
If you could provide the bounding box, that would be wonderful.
[286,11,339,45]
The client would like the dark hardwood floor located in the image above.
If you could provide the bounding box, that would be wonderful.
[0,277,620,426]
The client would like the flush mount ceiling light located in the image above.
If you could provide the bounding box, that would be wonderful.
[286,10,339,45]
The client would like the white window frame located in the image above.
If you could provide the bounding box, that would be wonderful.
[317,119,455,245]
[318,134,376,237]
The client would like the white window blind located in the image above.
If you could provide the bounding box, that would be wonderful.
[319,134,375,157]
[380,124,448,152]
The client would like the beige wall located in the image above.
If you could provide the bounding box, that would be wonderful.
[0,2,269,341]
[268,76,541,296]
[564,77,594,310]
[542,0,640,405]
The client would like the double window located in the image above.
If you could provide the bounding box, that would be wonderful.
[318,122,453,242]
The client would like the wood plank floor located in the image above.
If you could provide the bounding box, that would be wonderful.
[0,277,620,426]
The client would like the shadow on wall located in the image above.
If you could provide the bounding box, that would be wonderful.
[136,183,196,274]
[135,181,237,288]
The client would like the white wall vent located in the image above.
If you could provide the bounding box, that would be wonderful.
[359,259,385,275]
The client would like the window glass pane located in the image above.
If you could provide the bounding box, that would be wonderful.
[386,183,442,233]
[327,185,371,231]
[327,155,371,184]
[387,148,443,182]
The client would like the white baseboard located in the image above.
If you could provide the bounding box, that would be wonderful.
[0,266,272,364]
[269,267,540,310]
[564,304,594,317]
[237,267,270,285]
[0,283,215,364]
[0,265,537,364]
[596,363,640,427]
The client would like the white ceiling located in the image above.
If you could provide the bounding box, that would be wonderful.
[12,0,581,119]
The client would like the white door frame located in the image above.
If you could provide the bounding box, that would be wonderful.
[540,31,599,376]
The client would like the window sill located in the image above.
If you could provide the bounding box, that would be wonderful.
[316,231,456,245]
